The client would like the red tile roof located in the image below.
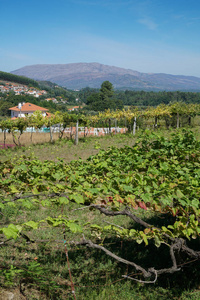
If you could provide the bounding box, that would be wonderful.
[9,102,49,112]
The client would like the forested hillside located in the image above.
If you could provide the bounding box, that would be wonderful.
[0,71,40,88]
[79,87,200,108]
[115,90,200,106]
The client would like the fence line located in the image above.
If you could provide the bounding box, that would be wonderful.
[0,126,128,136]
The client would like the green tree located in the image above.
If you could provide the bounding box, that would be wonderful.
[86,81,123,111]
[0,101,13,116]
[100,80,114,99]
[86,93,101,110]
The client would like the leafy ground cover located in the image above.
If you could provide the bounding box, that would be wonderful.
[0,129,200,299]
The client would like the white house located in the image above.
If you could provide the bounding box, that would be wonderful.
[9,102,49,119]
[68,106,83,111]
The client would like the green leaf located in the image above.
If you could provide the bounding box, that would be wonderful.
[88,188,99,195]
[121,185,133,192]
[136,238,143,244]
[0,203,4,209]
[191,199,199,208]
[154,235,161,248]
[20,164,28,171]
[70,194,84,204]
[9,185,19,194]
[21,200,33,209]
[2,224,20,239]
[52,220,63,227]
[103,225,112,230]
[56,184,65,190]
[90,224,102,230]
[41,199,51,207]
[141,233,148,246]
[24,221,38,229]
[141,193,151,202]
[53,172,63,181]
[129,229,136,237]
[67,222,82,233]
[59,197,69,204]
[176,189,184,199]
[3,228,18,239]
[32,187,39,194]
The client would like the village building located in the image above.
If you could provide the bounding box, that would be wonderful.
[68,106,83,111]
[45,97,58,103]
[0,82,47,97]
[9,102,49,119]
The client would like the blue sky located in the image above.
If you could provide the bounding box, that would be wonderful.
[1,0,200,77]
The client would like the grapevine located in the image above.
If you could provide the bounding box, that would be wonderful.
[1,129,200,286]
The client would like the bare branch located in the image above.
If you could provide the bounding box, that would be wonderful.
[122,269,158,284]
[92,205,151,228]
[70,238,184,278]
[3,234,198,280]
[77,237,151,278]
[91,205,175,242]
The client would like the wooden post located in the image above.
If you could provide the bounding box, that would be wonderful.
[109,118,111,135]
[84,126,86,138]
[3,130,6,148]
[188,115,191,126]
[133,117,136,135]
[70,126,73,140]
[50,126,53,142]
[30,127,33,142]
[75,120,79,145]
[177,112,179,129]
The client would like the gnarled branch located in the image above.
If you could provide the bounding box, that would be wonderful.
[92,205,151,228]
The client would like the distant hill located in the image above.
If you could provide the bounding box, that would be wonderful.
[11,62,200,91]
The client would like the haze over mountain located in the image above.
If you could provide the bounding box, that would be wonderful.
[11,63,200,91]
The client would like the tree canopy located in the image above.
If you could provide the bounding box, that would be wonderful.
[86,81,123,111]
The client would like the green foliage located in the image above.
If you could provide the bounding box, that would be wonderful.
[86,81,124,111]
[0,101,13,116]
[100,80,114,98]
[115,90,200,107]
[1,129,200,298]
[1,129,200,241]
[79,87,200,109]
[78,86,99,103]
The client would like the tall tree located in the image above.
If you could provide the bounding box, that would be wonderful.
[86,81,123,111]
[100,80,114,99]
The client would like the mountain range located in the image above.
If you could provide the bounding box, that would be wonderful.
[11,62,200,91]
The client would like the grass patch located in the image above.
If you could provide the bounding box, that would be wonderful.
[0,131,137,162]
